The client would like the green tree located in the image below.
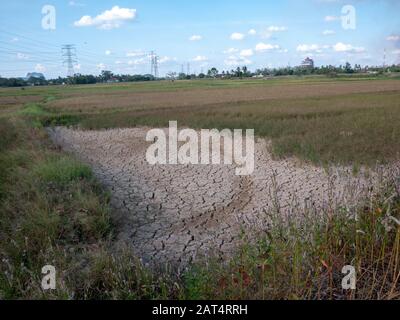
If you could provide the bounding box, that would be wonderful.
[345,62,354,74]
[101,70,114,82]
[207,67,218,78]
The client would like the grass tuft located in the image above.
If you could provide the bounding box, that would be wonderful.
[34,157,92,185]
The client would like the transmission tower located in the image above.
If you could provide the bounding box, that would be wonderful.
[62,45,77,77]
[150,51,155,76]
[383,48,387,68]
[150,51,159,78]
[187,62,190,75]
[154,55,159,78]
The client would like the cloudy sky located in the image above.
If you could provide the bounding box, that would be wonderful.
[0,0,399,78]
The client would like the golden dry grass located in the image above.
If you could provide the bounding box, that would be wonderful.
[46,79,400,113]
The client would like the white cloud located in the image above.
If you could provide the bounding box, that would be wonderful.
[325,15,340,22]
[96,63,106,70]
[392,49,400,55]
[322,30,335,36]
[105,50,112,55]
[74,16,93,27]
[255,42,280,52]
[35,64,46,72]
[333,42,365,53]
[296,44,322,52]
[128,58,146,65]
[301,53,326,58]
[69,1,85,7]
[158,56,177,64]
[223,48,239,54]
[189,35,202,41]
[248,29,257,35]
[192,55,207,62]
[16,52,29,60]
[11,37,19,42]
[74,64,81,71]
[240,49,254,57]
[387,35,400,41]
[260,32,272,39]
[126,50,145,57]
[260,26,287,39]
[74,6,137,30]
[230,32,245,40]
[224,55,252,66]
[267,26,287,32]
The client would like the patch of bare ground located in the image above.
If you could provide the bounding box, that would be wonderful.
[48,126,395,267]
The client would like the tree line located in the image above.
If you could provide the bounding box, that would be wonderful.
[0,70,155,87]
[1,63,400,87]
[201,63,400,79]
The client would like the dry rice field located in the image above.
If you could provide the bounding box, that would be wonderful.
[2,77,400,299]
[37,78,400,267]
[45,79,400,113]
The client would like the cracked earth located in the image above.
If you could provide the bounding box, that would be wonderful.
[48,127,384,267]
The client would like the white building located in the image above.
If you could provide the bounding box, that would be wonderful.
[301,57,314,69]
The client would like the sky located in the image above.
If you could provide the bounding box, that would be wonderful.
[0,0,399,78]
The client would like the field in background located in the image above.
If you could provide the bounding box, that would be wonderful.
[2,76,400,165]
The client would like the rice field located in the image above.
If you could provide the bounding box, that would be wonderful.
[1,76,400,300]
[4,77,398,165]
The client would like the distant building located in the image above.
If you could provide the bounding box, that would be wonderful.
[301,57,314,69]
[24,72,45,81]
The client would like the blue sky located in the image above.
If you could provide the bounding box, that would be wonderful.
[0,0,399,78]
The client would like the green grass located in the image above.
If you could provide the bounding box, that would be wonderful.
[18,103,52,117]
[19,103,81,127]
[34,157,92,185]
[0,116,179,299]
[0,117,18,152]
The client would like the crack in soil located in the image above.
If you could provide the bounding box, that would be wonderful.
[48,126,387,267]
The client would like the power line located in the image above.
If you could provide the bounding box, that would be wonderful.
[0,28,61,51]
[62,44,78,77]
